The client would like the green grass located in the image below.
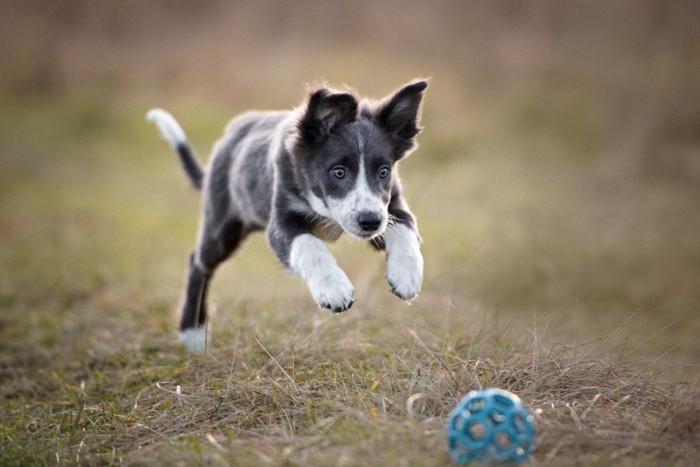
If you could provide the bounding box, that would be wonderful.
[1,91,699,465]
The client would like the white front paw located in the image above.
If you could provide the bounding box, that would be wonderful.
[387,250,423,300]
[309,267,355,312]
[289,233,355,312]
[385,224,424,301]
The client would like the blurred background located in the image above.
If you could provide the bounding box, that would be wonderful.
[1,1,699,381]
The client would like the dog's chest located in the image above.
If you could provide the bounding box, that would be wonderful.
[310,218,344,242]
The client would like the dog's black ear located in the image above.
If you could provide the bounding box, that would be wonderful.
[375,80,428,155]
[297,89,358,144]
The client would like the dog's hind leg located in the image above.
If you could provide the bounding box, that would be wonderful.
[179,253,210,350]
[179,216,245,351]
[179,142,246,351]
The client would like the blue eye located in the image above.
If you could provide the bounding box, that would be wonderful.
[378,166,390,179]
[332,167,346,179]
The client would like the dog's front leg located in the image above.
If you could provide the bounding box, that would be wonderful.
[384,223,423,301]
[289,233,355,312]
[269,217,355,312]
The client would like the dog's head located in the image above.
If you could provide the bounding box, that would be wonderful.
[287,80,428,240]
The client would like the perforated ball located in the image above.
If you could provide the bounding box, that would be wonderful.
[447,388,535,464]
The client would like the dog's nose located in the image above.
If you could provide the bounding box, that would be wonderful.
[357,211,382,232]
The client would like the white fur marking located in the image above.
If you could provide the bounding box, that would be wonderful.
[306,193,333,219]
[179,327,207,352]
[147,108,187,148]
[384,224,423,300]
[289,234,354,311]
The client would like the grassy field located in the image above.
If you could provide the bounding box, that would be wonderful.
[2,2,700,465]
[1,87,699,466]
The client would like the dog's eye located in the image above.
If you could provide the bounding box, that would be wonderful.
[331,167,346,179]
[378,166,391,179]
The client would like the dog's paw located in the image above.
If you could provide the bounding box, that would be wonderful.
[387,254,423,300]
[310,268,355,312]
[385,225,424,301]
[289,233,356,312]
[179,327,208,352]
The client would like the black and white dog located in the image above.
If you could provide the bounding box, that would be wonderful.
[147,80,427,351]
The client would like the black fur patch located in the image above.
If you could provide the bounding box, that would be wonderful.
[297,89,359,146]
[374,80,428,158]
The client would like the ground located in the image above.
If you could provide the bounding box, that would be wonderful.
[1,90,699,465]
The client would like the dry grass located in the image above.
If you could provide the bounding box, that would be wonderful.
[3,298,698,465]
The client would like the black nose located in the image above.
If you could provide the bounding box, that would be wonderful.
[357,211,382,232]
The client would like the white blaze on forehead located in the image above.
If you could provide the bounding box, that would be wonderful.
[351,130,383,211]
[353,157,373,205]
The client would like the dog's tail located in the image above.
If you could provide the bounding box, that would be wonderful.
[147,108,204,190]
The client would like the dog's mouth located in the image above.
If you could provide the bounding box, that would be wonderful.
[354,230,382,240]
[345,220,387,241]
[310,216,384,241]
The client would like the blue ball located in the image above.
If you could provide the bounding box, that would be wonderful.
[447,388,535,464]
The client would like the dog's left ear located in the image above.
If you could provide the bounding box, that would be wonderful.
[375,80,428,155]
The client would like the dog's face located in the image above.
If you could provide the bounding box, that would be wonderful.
[288,81,427,240]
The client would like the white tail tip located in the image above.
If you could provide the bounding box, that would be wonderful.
[147,108,187,149]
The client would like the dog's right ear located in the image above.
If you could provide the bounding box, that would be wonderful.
[296,89,359,145]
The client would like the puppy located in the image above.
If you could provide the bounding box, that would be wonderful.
[147,80,427,351]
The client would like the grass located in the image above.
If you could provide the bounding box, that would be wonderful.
[1,90,699,466]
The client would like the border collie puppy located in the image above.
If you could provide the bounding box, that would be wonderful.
[148,80,427,351]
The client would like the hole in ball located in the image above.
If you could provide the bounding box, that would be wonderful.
[487,409,506,426]
[494,394,515,408]
[494,431,513,448]
[512,413,526,432]
[467,398,486,413]
[467,421,487,440]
